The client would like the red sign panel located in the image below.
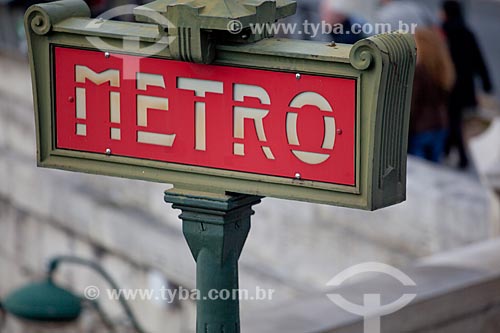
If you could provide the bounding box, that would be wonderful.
[54,47,356,185]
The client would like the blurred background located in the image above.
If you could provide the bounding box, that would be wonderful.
[1,0,500,332]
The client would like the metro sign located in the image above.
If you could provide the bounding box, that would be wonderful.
[55,47,356,186]
[26,1,415,209]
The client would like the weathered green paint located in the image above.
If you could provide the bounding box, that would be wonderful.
[25,0,416,210]
[164,189,262,332]
[134,0,297,63]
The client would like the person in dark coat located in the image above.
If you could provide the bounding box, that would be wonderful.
[442,0,493,169]
[409,28,456,163]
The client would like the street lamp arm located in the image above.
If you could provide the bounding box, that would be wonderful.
[48,255,148,333]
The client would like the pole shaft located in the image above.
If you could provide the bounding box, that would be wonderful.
[165,189,262,333]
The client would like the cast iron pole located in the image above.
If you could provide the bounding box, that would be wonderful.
[164,189,262,332]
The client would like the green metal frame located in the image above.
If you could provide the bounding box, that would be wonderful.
[25,0,416,210]
[164,189,262,333]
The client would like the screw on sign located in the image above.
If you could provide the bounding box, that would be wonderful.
[55,47,356,186]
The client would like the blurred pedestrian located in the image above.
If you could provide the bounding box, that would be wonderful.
[376,0,436,31]
[320,0,369,44]
[409,28,456,163]
[441,0,493,169]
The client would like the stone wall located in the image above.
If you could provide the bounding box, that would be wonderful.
[1,55,499,332]
[244,239,500,333]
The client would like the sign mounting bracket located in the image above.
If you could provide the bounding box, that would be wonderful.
[133,0,297,63]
